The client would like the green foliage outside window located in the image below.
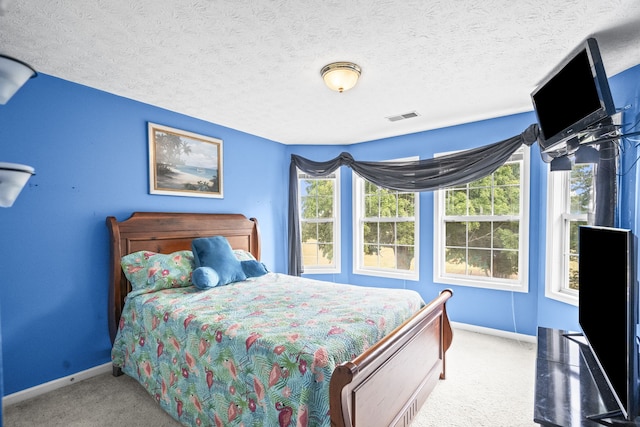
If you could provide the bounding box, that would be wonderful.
[568,164,594,290]
[362,181,416,271]
[443,159,521,279]
[300,178,335,267]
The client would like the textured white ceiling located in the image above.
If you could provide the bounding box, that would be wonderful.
[1,0,640,145]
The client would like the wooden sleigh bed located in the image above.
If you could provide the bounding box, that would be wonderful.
[107,212,453,427]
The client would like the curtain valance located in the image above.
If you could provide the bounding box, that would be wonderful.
[287,123,614,276]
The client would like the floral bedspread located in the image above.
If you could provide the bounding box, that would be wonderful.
[112,272,424,427]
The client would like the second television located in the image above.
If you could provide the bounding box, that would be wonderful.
[579,225,638,422]
[531,38,616,153]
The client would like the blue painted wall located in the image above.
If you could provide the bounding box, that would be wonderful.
[1,64,640,397]
[0,75,288,395]
[287,113,541,336]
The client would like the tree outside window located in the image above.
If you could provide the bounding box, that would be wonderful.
[434,148,529,292]
[545,161,594,305]
[564,164,594,290]
[298,171,340,273]
[354,176,419,280]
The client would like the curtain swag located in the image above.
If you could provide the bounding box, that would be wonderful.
[287,123,613,276]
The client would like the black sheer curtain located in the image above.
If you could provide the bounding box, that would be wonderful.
[288,123,616,276]
[288,124,540,276]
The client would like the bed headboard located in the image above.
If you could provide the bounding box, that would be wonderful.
[106,212,260,343]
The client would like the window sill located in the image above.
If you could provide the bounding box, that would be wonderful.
[354,268,419,281]
[434,274,528,293]
[302,267,340,275]
[544,289,578,306]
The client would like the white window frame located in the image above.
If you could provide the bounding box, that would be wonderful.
[297,168,341,274]
[352,158,420,281]
[545,165,593,305]
[433,147,530,292]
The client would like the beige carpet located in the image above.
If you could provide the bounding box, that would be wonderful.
[412,327,537,427]
[3,328,537,426]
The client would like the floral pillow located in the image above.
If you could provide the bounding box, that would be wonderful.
[121,250,194,293]
[233,249,256,261]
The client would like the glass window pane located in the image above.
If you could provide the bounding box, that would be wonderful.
[470,175,492,188]
[398,193,415,216]
[380,245,396,269]
[316,180,334,196]
[493,221,519,249]
[379,222,395,244]
[468,188,492,215]
[379,192,398,217]
[316,222,333,244]
[300,196,316,219]
[397,246,415,271]
[364,180,378,195]
[365,195,379,217]
[445,248,467,274]
[363,244,378,267]
[445,189,468,216]
[494,163,520,185]
[301,222,317,242]
[468,222,491,248]
[301,179,317,196]
[397,221,415,245]
[445,222,466,247]
[363,222,378,244]
[317,196,333,218]
[317,244,333,265]
[468,249,491,277]
[568,253,579,290]
[569,220,587,255]
[493,185,520,215]
[570,164,594,215]
[302,242,318,266]
[492,249,518,279]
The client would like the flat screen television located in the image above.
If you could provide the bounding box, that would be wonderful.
[531,38,616,153]
[579,225,638,422]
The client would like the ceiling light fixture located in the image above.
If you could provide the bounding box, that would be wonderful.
[321,62,361,93]
[0,162,35,207]
[0,54,37,104]
[0,54,37,207]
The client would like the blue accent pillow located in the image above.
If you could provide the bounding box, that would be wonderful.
[192,266,220,289]
[241,260,268,278]
[191,236,246,286]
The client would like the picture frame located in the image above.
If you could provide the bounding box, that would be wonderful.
[148,123,223,199]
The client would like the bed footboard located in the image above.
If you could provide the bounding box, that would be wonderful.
[329,289,453,427]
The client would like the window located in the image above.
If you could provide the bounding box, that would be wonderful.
[545,162,595,305]
[353,175,419,280]
[433,147,530,292]
[298,169,340,273]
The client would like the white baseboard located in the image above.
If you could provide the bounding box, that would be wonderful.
[2,362,112,408]
[451,321,537,344]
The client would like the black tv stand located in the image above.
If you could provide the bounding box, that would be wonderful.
[534,327,640,426]
[587,410,625,426]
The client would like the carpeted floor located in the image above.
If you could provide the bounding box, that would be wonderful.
[3,327,537,426]
[412,327,537,427]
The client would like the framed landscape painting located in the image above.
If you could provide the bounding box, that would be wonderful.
[148,123,223,199]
